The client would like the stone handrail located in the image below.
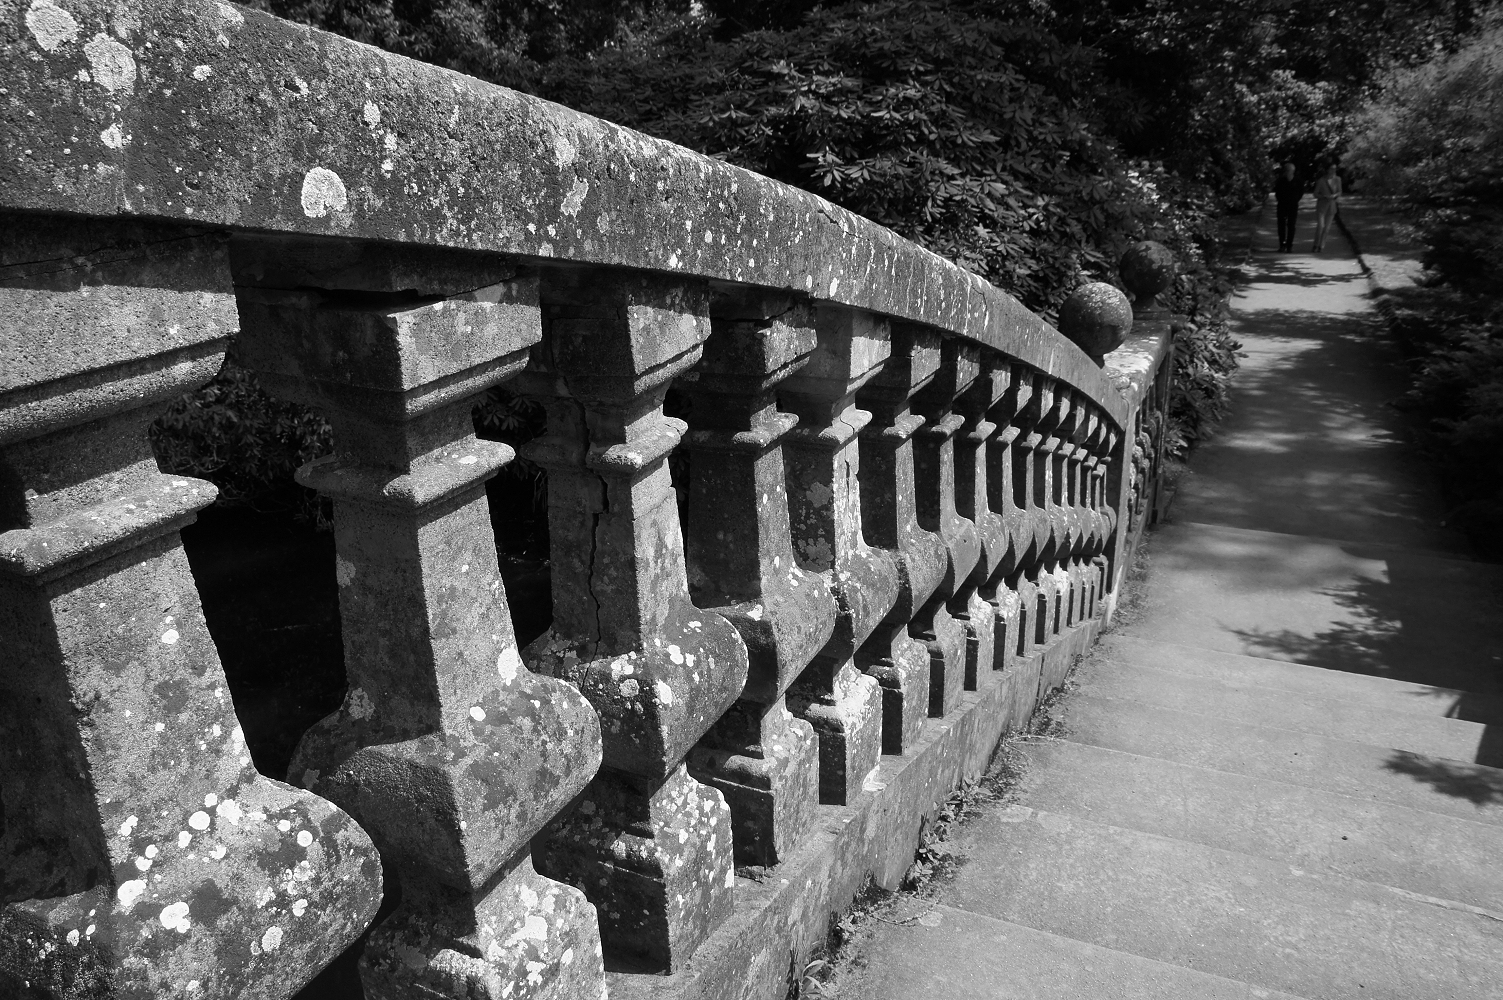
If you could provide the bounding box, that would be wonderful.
[0,2,1174,999]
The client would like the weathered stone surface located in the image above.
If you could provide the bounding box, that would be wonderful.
[1058,283,1134,364]
[912,336,989,710]
[854,325,949,755]
[521,272,744,971]
[0,0,1125,422]
[0,218,382,999]
[781,306,895,801]
[602,624,1097,1000]
[236,264,605,1000]
[681,296,834,866]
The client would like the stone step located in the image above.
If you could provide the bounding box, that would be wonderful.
[1014,738,1503,911]
[1092,634,1499,721]
[1075,657,1494,764]
[1113,521,1503,703]
[1062,693,1503,827]
[843,904,1310,1000]
[943,805,1503,1000]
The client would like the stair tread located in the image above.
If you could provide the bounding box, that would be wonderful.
[1092,634,1497,720]
[847,904,1310,1000]
[1075,657,1495,764]
[943,805,1503,1000]
[1113,521,1503,703]
[1061,692,1503,827]
[1014,737,1503,911]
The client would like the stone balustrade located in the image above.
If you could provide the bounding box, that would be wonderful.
[0,3,1174,999]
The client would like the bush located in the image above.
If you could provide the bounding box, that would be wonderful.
[151,357,334,526]
[1346,18,1503,555]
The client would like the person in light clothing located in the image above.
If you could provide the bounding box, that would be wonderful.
[1312,162,1343,252]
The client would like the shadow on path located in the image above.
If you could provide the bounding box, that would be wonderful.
[1165,213,1503,781]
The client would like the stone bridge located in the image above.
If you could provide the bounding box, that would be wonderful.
[0,2,1172,998]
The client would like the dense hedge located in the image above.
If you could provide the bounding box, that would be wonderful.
[1346,20,1503,556]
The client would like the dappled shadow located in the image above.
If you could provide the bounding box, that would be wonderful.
[1232,255,1373,290]
[1185,240,1503,786]
[1173,303,1461,549]
[1225,544,1503,770]
[1383,750,1503,805]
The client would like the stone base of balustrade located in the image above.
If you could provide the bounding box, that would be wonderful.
[913,601,967,718]
[602,621,1100,1000]
[957,590,996,691]
[787,664,883,807]
[536,765,734,974]
[688,710,822,868]
[359,861,605,1000]
[858,628,930,756]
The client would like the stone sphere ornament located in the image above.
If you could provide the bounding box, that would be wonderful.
[1057,282,1134,365]
[1119,240,1176,312]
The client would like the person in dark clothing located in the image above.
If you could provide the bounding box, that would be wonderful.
[1274,161,1303,252]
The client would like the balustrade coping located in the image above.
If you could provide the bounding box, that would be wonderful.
[1,0,1158,425]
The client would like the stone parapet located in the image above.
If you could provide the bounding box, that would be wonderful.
[0,4,1174,998]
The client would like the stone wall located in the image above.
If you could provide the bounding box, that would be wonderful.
[0,3,1174,998]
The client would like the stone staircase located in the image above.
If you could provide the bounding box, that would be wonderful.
[845,214,1503,999]
[847,620,1503,1000]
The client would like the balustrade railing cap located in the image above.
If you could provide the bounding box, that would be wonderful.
[0,0,1139,424]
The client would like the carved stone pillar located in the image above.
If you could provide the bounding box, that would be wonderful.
[235,250,605,1000]
[0,219,382,999]
[680,294,837,866]
[912,337,988,707]
[1051,393,1087,630]
[781,308,895,804]
[1032,386,1071,647]
[854,327,949,754]
[957,359,1012,688]
[522,273,746,972]
[988,367,1035,672]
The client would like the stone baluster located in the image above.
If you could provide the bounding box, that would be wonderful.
[781,308,896,804]
[679,293,837,866]
[1076,400,1112,625]
[1053,393,1088,630]
[987,367,1036,670]
[1082,403,1114,621]
[955,357,1012,688]
[0,218,382,999]
[521,272,747,972]
[911,337,988,706]
[234,248,605,1000]
[853,326,950,754]
[1021,379,1066,647]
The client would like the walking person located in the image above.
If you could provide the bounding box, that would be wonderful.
[1274,161,1302,252]
[1312,161,1343,252]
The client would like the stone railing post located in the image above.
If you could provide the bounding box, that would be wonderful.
[780,308,896,805]
[989,366,1037,670]
[853,327,949,754]
[1019,377,1063,648]
[522,272,746,972]
[680,293,837,866]
[0,219,382,999]
[912,337,989,709]
[1051,392,1087,631]
[956,359,1012,688]
[234,248,607,1000]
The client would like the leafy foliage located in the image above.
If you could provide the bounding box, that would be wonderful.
[239,0,688,85]
[150,358,333,525]
[546,1,1224,317]
[1347,19,1503,555]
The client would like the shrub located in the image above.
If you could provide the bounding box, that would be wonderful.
[1346,18,1503,555]
[150,357,333,526]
